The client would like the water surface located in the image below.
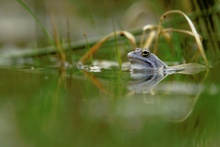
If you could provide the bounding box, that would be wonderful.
[0,64,220,147]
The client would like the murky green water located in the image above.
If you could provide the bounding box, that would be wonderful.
[0,64,220,147]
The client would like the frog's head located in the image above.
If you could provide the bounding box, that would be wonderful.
[127,48,168,71]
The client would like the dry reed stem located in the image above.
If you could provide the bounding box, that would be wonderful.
[142,24,160,31]
[161,31,172,44]
[142,24,172,50]
[52,25,66,64]
[153,25,162,54]
[161,28,202,40]
[79,31,136,64]
[158,10,209,66]
[141,25,159,48]
[140,30,146,48]
[51,15,67,74]
[142,31,156,48]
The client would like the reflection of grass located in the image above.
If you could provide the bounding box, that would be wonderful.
[4,66,219,147]
[17,73,67,146]
[174,88,220,147]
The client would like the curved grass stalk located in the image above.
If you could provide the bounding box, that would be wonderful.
[161,28,202,40]
[142,24,160,31]
[157,10,209,66]
[141,24,173,50]
[140,25,159,48]
[142,31,156,48]
[79,31,136,64]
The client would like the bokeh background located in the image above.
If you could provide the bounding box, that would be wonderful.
[0,0,194,47]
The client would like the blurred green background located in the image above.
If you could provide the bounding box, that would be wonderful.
[0,0,197,47]
[1,0,220,64]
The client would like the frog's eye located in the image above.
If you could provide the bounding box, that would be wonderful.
[142,50,150,57]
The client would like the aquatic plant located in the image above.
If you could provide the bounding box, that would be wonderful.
[80,10,209,66]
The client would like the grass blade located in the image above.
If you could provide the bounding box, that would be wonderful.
[17,0,53,43]
[159,10,209,66]
[79,31,136,64]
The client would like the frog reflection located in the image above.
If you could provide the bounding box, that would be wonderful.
[128,71,167,94]
[128,68,196,122]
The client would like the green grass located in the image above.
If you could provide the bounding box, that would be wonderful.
[17,0,53,43]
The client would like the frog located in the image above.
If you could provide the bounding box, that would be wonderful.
[127,48,206,74]
[127,48,169,71]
